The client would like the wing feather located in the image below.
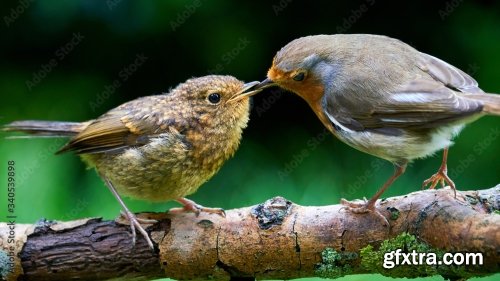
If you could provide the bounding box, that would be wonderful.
[57,96,174,154]
[417,53,483,93]
[323,79,483,134]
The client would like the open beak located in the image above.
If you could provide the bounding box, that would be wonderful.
[227,81,261,103]
[227,78,278,103]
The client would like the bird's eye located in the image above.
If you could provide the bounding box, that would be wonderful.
[293,72,305,81]
[207,93,221,104]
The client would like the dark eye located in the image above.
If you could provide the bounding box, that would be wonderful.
[293,72,305,81]
[208,93,221,104]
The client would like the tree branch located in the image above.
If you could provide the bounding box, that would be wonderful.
[1,186,499,281]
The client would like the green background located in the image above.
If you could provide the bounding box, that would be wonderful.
[1,1,499,280]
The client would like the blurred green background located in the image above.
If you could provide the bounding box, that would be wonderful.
[1,0,499,280]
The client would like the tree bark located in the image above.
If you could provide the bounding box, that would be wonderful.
[1,186,499,281]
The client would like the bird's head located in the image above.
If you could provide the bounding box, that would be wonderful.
[170,75,261,130]
[252,35,339,104]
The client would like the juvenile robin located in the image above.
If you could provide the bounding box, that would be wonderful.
[4,75,262,249]
[250,34,500,223]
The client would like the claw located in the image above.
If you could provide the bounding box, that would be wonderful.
[119,210,155,250]
[169,198,226,217]
[340,198,389,226]
[101,176,155,250]
[422,148,457,197]
[338,163,407,227]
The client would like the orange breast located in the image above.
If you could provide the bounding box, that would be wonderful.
[268,65,335,134]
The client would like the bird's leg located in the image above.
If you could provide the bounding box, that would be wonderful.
[341,162,407,225]
[102,177,155,250]
[422,148,456,197]
[119,210,158,224]
[169,198,226,217]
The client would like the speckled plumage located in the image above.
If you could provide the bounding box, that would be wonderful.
[6,75,251,202]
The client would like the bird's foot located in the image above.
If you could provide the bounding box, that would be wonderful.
[169,198,226,217]
[340,198,389,226]
[422,166,456,197]
[118,210,156,250]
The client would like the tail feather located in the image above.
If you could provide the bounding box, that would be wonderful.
[2,120,86,137]
[464,93,500,116]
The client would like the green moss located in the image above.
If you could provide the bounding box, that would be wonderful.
[360,232,481,279]
[493,210,500,215]
[314,248,357,279]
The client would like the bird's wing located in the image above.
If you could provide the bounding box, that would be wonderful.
[323,78,484,135]
[417,53,483,94]
[58,97,183,154]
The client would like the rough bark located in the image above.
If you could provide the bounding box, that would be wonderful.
[1,186,499,281]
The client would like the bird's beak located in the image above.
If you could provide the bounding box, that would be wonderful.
[227,81,262,103]
[227,78,279,103]
[227,78,278,103]
[252,78,277,91]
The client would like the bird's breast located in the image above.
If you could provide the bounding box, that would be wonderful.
[323,121,466,164]
[186,124,243,167]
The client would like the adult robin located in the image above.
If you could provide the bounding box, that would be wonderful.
[249,34,500,223]
[4,75,262,248]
